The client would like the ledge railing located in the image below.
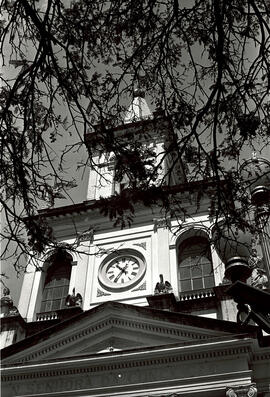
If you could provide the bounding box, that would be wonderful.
[179,288,215,301]
[36,311,59,321]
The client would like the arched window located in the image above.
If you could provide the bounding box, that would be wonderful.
[178,236,215,292]
[40,251,72,312]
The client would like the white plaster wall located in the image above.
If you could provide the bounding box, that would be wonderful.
[17,208,227,321]
[89,226,154,307]
[18,255,43,321]
[150,141,166,185]
[76,219,177,307]
[86,153,100,200]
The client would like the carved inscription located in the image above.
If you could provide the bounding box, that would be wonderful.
[8,376,92,396]
[5,364,184,395]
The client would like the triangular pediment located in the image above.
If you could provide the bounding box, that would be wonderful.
[2,301,257,364]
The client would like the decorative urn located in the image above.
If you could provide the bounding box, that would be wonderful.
[0,287,13,316]
[213,220,253,283]
[240,156,270,205]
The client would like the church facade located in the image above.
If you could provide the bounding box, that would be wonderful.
[1,93,270,397]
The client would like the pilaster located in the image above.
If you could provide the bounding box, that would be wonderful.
[153,217,171,283]
[169,241,178,295]
[83,244,97,309]
[18,256,43,321]
[256,205,270,284]
[26,267,43,322]
[86,156,99,200]
[68,260,78,294]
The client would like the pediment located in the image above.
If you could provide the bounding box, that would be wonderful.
[2,301,254,364]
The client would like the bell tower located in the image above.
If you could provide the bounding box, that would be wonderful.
[83,92,187,307]
[85,90,186,201]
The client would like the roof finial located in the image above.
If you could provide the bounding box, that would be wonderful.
[134,88,145,98]
[133,73,146,98]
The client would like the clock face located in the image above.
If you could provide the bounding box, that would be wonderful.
[98,252,146,292]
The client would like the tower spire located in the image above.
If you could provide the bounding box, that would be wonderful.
[124,83,152,124]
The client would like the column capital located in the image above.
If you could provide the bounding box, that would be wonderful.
[76,229,94,244]
[226,384,257,397]
[153,216,171,232]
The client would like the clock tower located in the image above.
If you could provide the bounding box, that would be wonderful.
[16,91,188,321]
[81,90,187,308]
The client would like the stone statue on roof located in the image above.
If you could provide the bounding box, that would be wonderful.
[0,287,19,317]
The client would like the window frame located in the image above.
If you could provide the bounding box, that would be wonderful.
[39,253,72,313]
[178,236,215,293]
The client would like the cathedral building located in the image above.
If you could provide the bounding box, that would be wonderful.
[1,92,270,397]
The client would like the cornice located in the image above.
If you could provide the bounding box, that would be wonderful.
[1,339,254,382]
[84,113,172,145]
[252,350,270,361]
[34,180,226,220]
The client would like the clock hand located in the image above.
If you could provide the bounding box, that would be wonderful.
[122,264,128,274]
[116,263,128,274]
[114,264,128,282]
[114,271,123,283]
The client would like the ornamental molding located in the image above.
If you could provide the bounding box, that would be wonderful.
[39,246,80,267]
[252,351,270,361]
[133,242,147,250]
[96,288,111,297]
[2,344,252,382]
[132,280,147,291]
[169,221,211,247]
